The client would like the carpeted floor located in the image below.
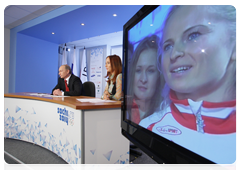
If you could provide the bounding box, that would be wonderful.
[4,138,157,164]
[4,138,67,164]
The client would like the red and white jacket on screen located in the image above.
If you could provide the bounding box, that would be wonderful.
[139,91,236,164]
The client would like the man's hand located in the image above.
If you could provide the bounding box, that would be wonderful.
[53,89,63,96]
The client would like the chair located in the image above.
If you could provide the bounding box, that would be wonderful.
[83,81,95,97]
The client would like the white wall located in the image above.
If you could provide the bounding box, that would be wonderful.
[4,28,10,94]
[111,45,123,61]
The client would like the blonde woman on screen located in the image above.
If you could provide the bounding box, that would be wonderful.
[139,5,236,164]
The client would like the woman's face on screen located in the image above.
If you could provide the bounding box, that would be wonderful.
[134,48,159,101]
[161,5,235,100]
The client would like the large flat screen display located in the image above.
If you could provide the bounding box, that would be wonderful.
[121,5,236,164]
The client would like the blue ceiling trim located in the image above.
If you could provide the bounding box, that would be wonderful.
[19,5,143,44]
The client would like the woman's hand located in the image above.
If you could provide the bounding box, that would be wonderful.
[103,91,111,100]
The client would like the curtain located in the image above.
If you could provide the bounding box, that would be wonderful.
[80,48,87,83]
[58,45,80,77]
[71,47,80,77]
[82,45,107,98]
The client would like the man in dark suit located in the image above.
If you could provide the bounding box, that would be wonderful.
[52,64,84,96]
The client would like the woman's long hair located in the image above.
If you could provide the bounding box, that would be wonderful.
[105,55,122,84]
[127,34,165,121]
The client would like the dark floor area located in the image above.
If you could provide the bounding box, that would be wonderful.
[4,138,157,164]
[4,138,67,164]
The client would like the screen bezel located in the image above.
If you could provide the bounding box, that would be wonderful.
[121,5,215,164]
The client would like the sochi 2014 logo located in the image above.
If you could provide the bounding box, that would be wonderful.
[57,107,74,126]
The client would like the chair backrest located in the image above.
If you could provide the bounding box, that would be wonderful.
[83,81,95,97]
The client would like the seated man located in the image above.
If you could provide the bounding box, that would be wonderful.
[52,64,84,96]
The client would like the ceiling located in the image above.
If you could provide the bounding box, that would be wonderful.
[4,5,63,29]
[4,5,144,46]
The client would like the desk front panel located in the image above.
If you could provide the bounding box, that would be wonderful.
[84,109,129,164]
[4,97,82,164]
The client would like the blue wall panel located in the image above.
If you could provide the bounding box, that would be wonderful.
[15,33,58,93]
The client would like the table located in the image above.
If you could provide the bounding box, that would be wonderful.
[4,93,129,164]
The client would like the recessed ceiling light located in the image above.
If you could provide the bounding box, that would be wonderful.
[150,24,153,26]
[81,23,85,26]
[113,14,117,17]
[52,32,55,34]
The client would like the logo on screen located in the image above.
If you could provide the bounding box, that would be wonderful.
[156,125,181,135]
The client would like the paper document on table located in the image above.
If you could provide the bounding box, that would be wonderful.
[77,98,117,103]
[28,93,69,97]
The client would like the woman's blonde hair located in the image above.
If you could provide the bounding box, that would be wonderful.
[157,5,236,110]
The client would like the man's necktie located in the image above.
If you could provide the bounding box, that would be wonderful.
[64,80,69,92]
